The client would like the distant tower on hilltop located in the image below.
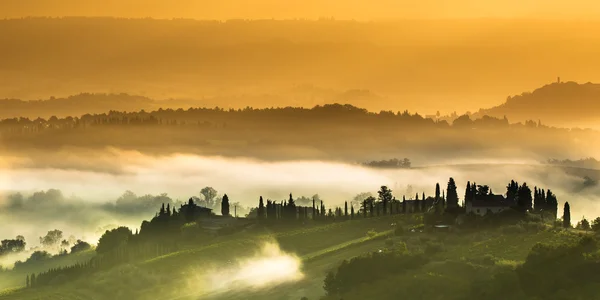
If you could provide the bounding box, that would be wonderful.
[557,76,561,83]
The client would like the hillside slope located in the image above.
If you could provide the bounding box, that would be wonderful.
[473,81,600,128]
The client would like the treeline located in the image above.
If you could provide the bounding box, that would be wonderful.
[19,177,570,290]
[0,103,564,135]
[362,158,411,169]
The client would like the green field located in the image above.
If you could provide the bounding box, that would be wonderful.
[0,215,586,300]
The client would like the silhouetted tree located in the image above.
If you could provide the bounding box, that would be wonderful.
[563,202,571,228]
[577,217,591,231]
[378,186,393,215]
[221,194,230,217]
[344,201,348,217]
[96,227,132,254]
[546,189,558,218]
[446,178,459,208]
[402,195,406,213]
[435,183,441,201]
[258,196,265,220]
[464,181,472,205]
[200,186,218,208]
[350,205,355,219]
[506,180,519,204]
[517,183,533,212]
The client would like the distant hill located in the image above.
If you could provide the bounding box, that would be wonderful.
[0,93,157,119]
[472,81,600,127]
[0,89,388,119]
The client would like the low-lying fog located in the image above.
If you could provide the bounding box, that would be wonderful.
[1,148,598,253]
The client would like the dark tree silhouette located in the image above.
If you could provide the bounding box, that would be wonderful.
[546,190,558,218]
[221,194,230,217]
[446,178,459,208]
[464,181,472,204]
[506,180,519,204]
[344,201,348,217]
[378,186,393,215]
[517,183,533,212]
[96,227,132,254]
[258,196,265,220]
[563,202,571,228]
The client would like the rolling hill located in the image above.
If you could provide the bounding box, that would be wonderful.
[472,81,600,128]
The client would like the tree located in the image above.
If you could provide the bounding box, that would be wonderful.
[221,194,230,217]
[562,202,571,228]
[0,238,26,256]
[96,227,132,254]
[286,193,297,220]
[39,230,63,249]
[506,180,519,204]
[517,183,533,212]
[200,187,218,208]
[446,178,459,208]
[577,217,591,231]
[344,201,348,217]
[435,183,441,200]
[350,205,355,219]
[258,196,265,220]
[592,217,600,231]
[70,240,91,253]
[546,190,558,218]
[312,197,316,219]
[476,185,490,196]
[378,186,393,215]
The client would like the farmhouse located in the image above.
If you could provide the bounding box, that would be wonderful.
[465,194,512,216]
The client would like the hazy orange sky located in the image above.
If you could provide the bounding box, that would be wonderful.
[2,0,600,20]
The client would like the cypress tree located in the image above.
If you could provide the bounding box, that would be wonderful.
[369,201,374,218]
[351,205,355,219]
[465,181,471,204]
[258,196,265,220]
[446,177,459,208]
[435,183,441,200]
[362,200,367,218]
[402,195,406,213]
[221,194,230,217]
[344,201,348,217]
[517,183,533,212]
[563,202,571,228]
[312,197,316,219]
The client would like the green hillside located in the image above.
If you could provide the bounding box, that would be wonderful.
[0,213,590,300]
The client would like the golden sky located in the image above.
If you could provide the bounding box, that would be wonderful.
[2,0,600,20]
